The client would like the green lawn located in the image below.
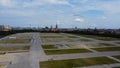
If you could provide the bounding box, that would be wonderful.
[42,38,75,42]
[66,43,113,48]
[0,50,29,54]
[0,52,5,55]
[0,65,6,68]
[0,39,31,43]
[7,50,29,53]
[40,33,62,36]
[41,36,63,38]
[79,39,91,42]
[91,47,120,52]
[42,45,57,49]
[99,43,114,46]
[15,34,33,39]
[41,38,62,42]
[0,46,30,51]
[116,42,120,44]
[67,36,79,38]
[113,55,120,60]
[80,35,120,41]
[112,67,120,68]
[44,49,92,55]
[40,57,118,68]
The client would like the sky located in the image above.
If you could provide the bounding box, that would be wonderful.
[0,0,120,28]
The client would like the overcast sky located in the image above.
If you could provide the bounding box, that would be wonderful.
[0,0,120,28]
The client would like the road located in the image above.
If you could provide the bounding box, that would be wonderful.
[7,33,45,68]
[29,33,47,68]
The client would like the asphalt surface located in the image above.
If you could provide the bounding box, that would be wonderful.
[7,33,45,68]
[1,33,119,68]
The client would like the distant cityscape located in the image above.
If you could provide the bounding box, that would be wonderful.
[0,25,120,35]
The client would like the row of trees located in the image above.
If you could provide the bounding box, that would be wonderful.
[0,29,38,36]
[0,29,120,38]
[64,30,120,38]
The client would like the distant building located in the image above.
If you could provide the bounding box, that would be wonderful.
[4,26,12,31]
[51,24,58,32]
[50,26,53,30]
[0,25,4,31]
[74,27,78,31]
[55,24,58,29]
[0,25,12,31]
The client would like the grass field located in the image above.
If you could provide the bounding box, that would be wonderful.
[7,50,29,53]
[40,57,118,68]
[44,49,92,55]
[0,46,30,51]
[79,39,92,42]
[40,33,62,36]
[80,35,120,41]
[112,67,120,68]
[67,36,79,38]
[0,39,31,43]
[0,52,5,55]
[41,36,63,38]
[42,45,57,49]
[42,38,75,42]
[66,43,113,48]
[9,33,33,39]
[99,43,114,46]
[0,65,6,68]
[116,42,120,44]
[41,38,62,42]
[66,39,75,42]
[113,55,120,60]
[91,47,120,52]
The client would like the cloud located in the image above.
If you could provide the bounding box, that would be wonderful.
[81,10,104,16]
[56,20,65,25]
[0,0,16,7]
[0,9,36,17]
[75,18,84,22]
[0,0,120,28]
[47,0,69,4]
[23,0,69,7]
[0,0,69,7]
[71,0,120,14]
[101,16,107,20]
[78,0,88,3]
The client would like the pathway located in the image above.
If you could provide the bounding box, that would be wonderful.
[7,33,46,68]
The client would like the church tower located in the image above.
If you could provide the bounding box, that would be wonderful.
[55,24,58,29]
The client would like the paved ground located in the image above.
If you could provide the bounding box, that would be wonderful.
[47,51,120,61]
[0,33,120,68]
[29,33,47,68]
[40,33,120,68]
[6,33,46,68]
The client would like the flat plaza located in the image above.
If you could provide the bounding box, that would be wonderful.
[0,33,120,68]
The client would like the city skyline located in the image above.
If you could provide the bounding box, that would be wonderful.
[0,0,120,28]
